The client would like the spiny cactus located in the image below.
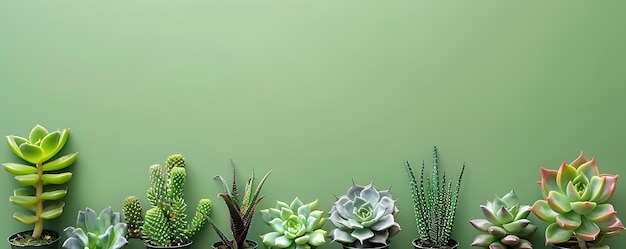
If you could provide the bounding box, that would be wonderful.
[470,190,536,249]
[122,196,144,239]
[123,154,211,247]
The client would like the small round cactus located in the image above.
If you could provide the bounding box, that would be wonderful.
[122,196,144,239]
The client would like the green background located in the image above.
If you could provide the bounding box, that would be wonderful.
[1,2,625,249]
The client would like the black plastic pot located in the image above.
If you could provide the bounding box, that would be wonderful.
[7,230,60,249]
[341,241,390,249]
[212,240,258,249]
[144,240,192,249]
[411,238,459,249]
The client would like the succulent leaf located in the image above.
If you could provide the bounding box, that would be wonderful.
[3,163,36,175]
[42,172,73,185]
[470,234,498,247]
[547,191,572,213]
[14,212,38,224]
[470,219,493,232]
[571,201,597,215]
[42,153,78,171]
[545,223,573,245]
[556,212,582,230]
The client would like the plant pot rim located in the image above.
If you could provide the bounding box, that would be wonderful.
[341,240,390,249]
[212,240,258,249]
[143,240,193,248]
[7,229,60,247]
[411,238,459,249]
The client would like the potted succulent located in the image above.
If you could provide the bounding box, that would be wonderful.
[530,152,625,249]
[206,162,271,249]
[62,206,128,249]
[404,146,465,249]
[328,180,401,249]
[469,190,537,249]
[259,197,327,249]
[3,124,78,249]
[122,154,212,249]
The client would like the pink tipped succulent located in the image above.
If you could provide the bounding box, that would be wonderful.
[530,152,624,249]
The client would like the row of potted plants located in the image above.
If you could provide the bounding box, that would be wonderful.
[2,125,624,249]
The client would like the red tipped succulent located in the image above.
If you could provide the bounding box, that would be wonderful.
[530,152,624,249]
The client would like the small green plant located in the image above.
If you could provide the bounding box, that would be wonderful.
[530,152,624,249]
[206,161,271,249]
[62,206,128,249]
[260,197,327,249]
[328,180,401,247]
[122,154,212,247]
[470,190,536,249]
[3,124,77,241]
[404,146,465,248]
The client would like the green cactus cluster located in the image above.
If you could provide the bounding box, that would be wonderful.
[122,154,211,247]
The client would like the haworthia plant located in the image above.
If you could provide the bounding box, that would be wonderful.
[3,124,78,239]
[404,146,465,248]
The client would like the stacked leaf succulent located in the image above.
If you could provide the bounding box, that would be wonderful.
[470,190,537,249]
[328,180,401,247]
[62,206,128,249]
[122,154,212,247]
[530,152,624,249]
[3,124,77,240]
[260,198,327,249]
[404,146,465,248]
[207,162,271,249]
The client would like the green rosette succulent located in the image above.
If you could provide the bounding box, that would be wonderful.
[328,180,401,247]
[470,190,536,249]
[62,206,128,249]
[3,124,77,240]
[530,152,625,249]
[260,198,327,249]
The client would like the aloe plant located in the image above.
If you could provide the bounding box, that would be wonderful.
[530,152,625,249]
[260,198,327,249]
[62,206,128,249]
[3,124,78,241]
[470,190,537,249]
[122,154,212,247]
[404,146,465,248]
[206,161,271,249]
[328,180,401,247]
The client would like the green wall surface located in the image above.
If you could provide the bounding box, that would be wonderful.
[2,2,625,249]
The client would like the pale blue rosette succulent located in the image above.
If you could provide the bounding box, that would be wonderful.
[260,198,327,249]
[329,181,401,246]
